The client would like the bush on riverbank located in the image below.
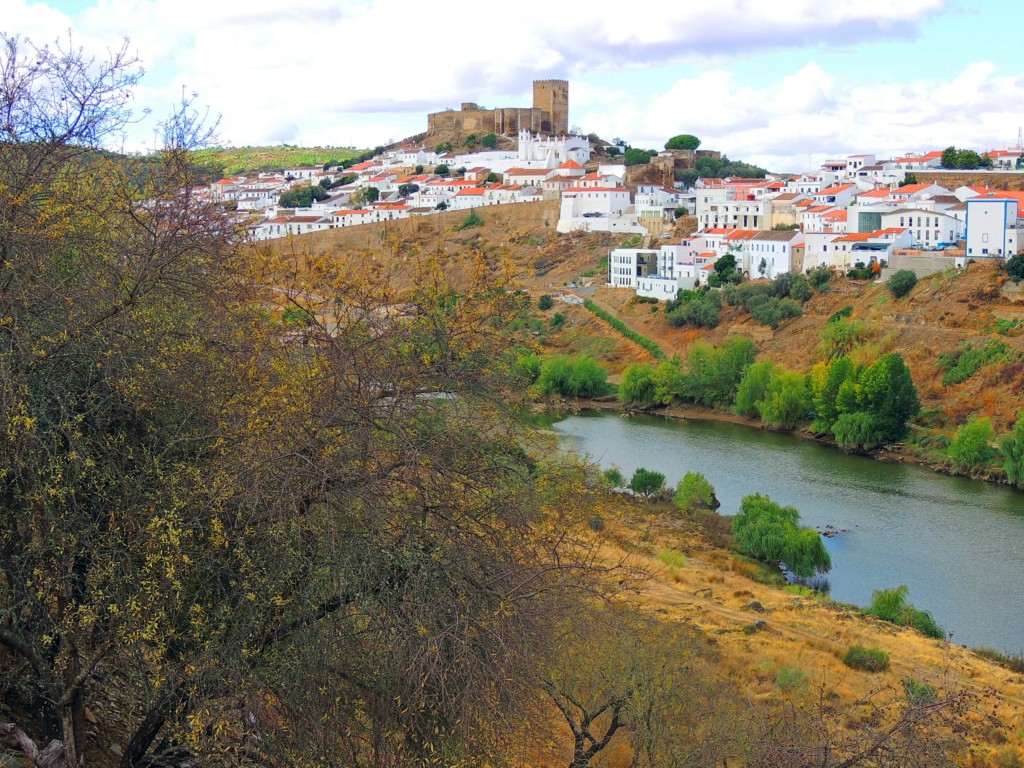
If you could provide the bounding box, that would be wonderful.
[947,415,998,471]
[535,355,609,398]
[673,472,718,512]
[1002,413,1024,487]
[732,493,831,578]
[865,585,945,639]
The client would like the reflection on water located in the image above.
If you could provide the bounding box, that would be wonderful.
[553,411,1024,652]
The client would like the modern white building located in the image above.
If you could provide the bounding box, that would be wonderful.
[965,197,1018,258]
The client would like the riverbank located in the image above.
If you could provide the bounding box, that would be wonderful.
[539,395,1016,488]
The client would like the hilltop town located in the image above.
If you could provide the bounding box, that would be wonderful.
[206,80,1024,303]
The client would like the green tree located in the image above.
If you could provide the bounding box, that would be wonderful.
[1002,413,1024,487]
[536,355,609,397]
[940,146,958,169]
[947,415,997,470]
[734,360,776,418]
[434,163,450,176]
[651,359,685,405]
[858,353,920,443]
[732,494,831,578]
[1006,253,1024,282]
[888,269,918,298]
[629,467,666,498]
[955,148,983,169]
[758,370,810,429]
[811,356,855,432]
[619,363,657,406]
[665,134,701,151]
[681,336,757,408]
[538,293,554,310]
[624,147,652,165]
[673,472,718,511]
[481,132,498,148]
[398,182,420,196]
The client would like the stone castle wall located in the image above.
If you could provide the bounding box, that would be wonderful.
[427,80,569,138]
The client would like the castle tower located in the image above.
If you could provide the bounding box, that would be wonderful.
[532,79,569,134]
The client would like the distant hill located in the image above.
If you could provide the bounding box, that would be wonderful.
[193,145,366,175]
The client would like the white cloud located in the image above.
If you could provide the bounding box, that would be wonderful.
[2,0,950,150]
[7,0,1021,171]
[607,59,1024,171]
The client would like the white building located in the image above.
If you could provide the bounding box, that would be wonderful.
[880,209,964,249]
[966,197,1018,258]
[557,186,642,233]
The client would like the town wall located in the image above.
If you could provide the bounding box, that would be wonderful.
[916,170,1024,191]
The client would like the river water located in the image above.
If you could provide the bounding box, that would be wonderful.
[553,411,1024,652]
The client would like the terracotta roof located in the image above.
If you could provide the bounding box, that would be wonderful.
[818,183,855,195]
[558,160,583,169]
[564,186,627,193]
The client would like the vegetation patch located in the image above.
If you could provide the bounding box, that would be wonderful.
[732,493,831,578]
[865,585,945,639]
[535,355,609,398]
[938,340,1008,386]
[584,299,665,359]
[843,645,891,672]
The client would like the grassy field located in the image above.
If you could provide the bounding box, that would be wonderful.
[194,145,365,175]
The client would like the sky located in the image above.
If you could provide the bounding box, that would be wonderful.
[5,0,1024,171]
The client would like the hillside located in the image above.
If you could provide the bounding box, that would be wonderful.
[262,203,1023,445]
[249,205,1024,767]
[193,145,363,174]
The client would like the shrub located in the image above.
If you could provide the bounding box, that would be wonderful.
[889,269,918,298]
[819,318,872,360]
[535,355,609,398]
[750,296,802,329]
[866,585,945,639]
[1002,413,1024,487]
[776,666,807,692]
[810,356,855,432]
[903,678,937,706]
[790,275,811,302]
[673,472,717,512]
[843,645,890,672]
[454,209,483,231]
[666,296,720,328]
[938,340,1007,386]
[629,467,666,498]
[603,466,624,488]
[828,305,854,324]
[832,411,881,451]
[1007,253,1024,282]
[947,415,997,470]
[659,549,687,568]
[732,493,831,578]
[516,352,541,383]
[651,359,685,405]
[549,312,566,329]
[537,294,554,310]
[807,267,832,289]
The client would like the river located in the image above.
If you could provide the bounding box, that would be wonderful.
[552,411,1024,652]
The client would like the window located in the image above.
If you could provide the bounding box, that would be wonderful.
[982,233,989,243]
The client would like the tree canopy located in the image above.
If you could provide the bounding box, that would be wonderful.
[665,134,701,151]
[0,32,612,768]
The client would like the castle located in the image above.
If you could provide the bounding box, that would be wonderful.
[427,80,569,137]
